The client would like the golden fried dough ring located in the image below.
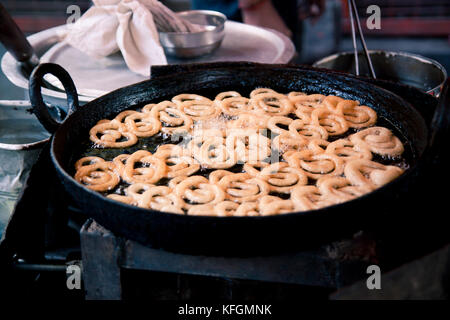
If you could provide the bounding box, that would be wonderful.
[172,93,211,106]
[260,199,295,216]
[122,150,167,184]
[215,95,251,117]
[150,101,193,134]
[344,159,404,189]
[218,173,269,203]
[291,185,332,211]
[259,162,308,194]
[243,161,270,177]
[154,145,200,178]
[290,93,325,116]
[228,113,269,131]
[249,88,280,98]
[311,107,349,136]
[75,161,120,192]
[350,127,404,157]
[286,150,344,180]
[125,183,155,205]
[175,176,225,209]
[124,112,161,137]
[89,121,138,148]
[214,201,240,216]
[307,138,330,154]
[197,136,237,169]
[267,116,292,135]
[316,176,369,203]
[112,154,130,176]
[289,119,329,140]
[336,100,377,129]
[209,170,234,184]
[140,186,183,211]
[321,95,345,112]
[325,138,372,162]
[178,99,221,121]
[113,110,138,123]
[75,156,105,171]
[235,202,260,216]
[272,132,308,154]
[251,92,293,116]
[225,129,271,164]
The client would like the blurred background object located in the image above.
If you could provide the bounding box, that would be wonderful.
[1,0,448,68]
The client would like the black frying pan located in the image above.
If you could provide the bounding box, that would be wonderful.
[29,62,441,255]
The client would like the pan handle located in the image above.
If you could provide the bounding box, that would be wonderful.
[29,63,79,134]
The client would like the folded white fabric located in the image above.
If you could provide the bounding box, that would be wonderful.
[64,0,168,76]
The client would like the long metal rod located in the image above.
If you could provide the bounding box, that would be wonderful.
[350,0,377,79]
[347,0,359,76]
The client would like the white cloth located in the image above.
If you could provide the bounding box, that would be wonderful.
[64,0,167,76]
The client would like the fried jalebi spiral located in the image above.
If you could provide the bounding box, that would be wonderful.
[140,186,183,213]
[311,107,349,136]
[260,199,296,216]
[259,162,308,194]
[124,182,154,202]
[122,150,167,184]
[272,132,308,154]
[335,100,377,129]
[285,150,345,180]
[243,161,270,177]
[178,98,220,121]
[154,144,200,178]
[209,170,234,184]
[289,119,329,140]
[148,101,193,134]
[291,185,332,211]
[325,138,372,162]
[175,176,225,209]
[124,112,161,137]
[289,93,325,117]
[214,91,252,117]
[188,136,236,169]
[267,116,292,135]
[234,201,260,216]
[225,129,271,164]
[228,112,269,131]
[112,154,129,176]
[250,90,293,116]
[350,126,404,157]
[172,93,211,106]
[214,200,240,216]
[307,138,330,154]
[78,88,407,216]
[218,173,270,203]
[316,176,369,203]
[74,160,120,192]
[344,159,404,189]
[89,121,138,148]
[75,156,106,171]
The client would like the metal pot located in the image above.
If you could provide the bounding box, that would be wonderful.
[313,50,447,96]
